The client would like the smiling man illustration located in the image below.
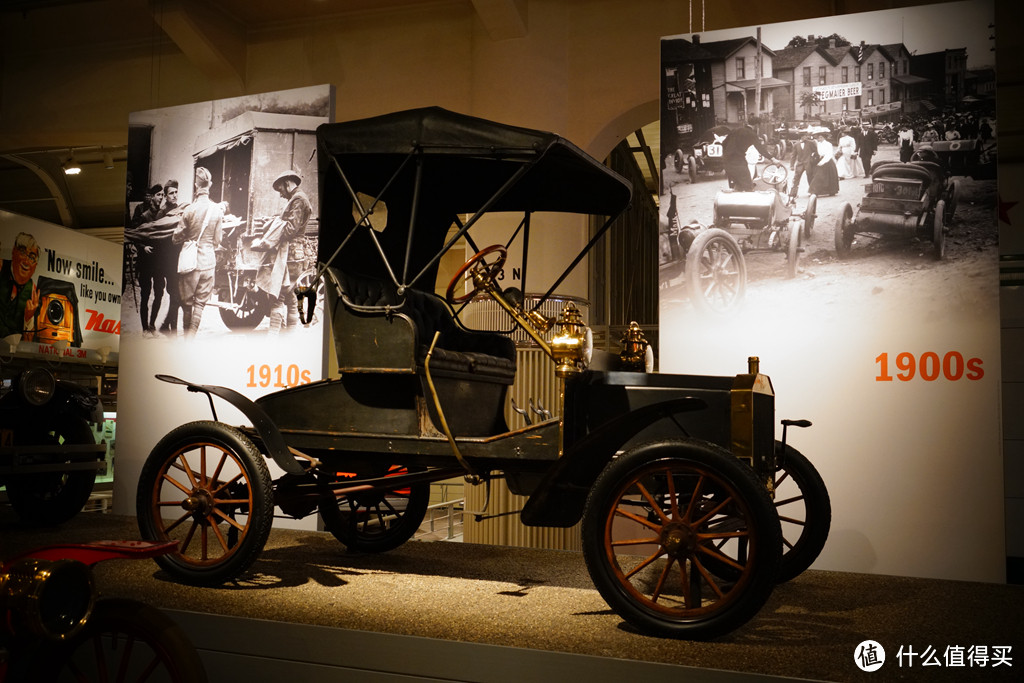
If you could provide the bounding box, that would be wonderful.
[0,232,42,339]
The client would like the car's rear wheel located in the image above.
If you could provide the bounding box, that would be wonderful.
[803,195,817,238]
[933,200,946,260]
[582,439,781,639]
[319,464,430,552]
[136,421,273,585]
[685,228,746,316]
[774,444,831,583]
[687,155,697,184]
[945,179,960,223]
[785,223,801,279]
[833,202,855,258]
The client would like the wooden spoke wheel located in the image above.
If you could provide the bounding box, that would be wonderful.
[582,439,781,639]
[803,194,817,238]
[136,421,273,586]
[933,199,946,260]
[785,222,801,280]
[319,464,430,553]
[774,443,831,583]
[833,202,855,258]
[685,228,746,316]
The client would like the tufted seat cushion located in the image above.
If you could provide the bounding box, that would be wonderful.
[334,269,515,381]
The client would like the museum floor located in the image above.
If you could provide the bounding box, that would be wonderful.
[2,507,1022,682]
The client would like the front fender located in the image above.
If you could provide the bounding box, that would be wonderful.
[520,396,706,527]
[155,375,304,475]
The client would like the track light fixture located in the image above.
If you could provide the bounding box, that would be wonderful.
[63,155,81,175]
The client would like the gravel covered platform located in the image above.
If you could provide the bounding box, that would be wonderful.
[2,510,1021,682]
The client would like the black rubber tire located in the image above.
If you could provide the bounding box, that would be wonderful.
[785,222,801,280]
[685,228,746,316]
[803,194,817,238]
[217,284,270,329]
[687,156,697,184]
[933,200,946,260]
[136,421,273,585]
[37,598,208,683]
[833,202,855,258]
[945,179,959,223]
[5,417,98,527]
[581,439,781,640]
[774,444,831,583]
[319,464,430,553]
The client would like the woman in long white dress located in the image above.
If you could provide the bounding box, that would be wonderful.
[837,129,859,179]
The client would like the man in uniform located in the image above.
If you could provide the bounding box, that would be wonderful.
[252,170,312,334]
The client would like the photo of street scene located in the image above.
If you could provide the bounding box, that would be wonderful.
[659,0,996,323]
[657,0,1005,583]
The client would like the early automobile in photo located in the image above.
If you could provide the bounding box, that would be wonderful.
[659,163,816,316]
[833,146,960,260]
[712,163,816,280]
[135,107,830,640]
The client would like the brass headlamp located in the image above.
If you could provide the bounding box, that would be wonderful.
[550,302,593,378]
[618,321,653,372]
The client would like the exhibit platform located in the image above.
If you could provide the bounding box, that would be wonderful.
[2,509,1022,682]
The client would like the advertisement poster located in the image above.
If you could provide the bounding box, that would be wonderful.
[660,0,1002,581]
[0,209,121,363]
[113,85,334,530]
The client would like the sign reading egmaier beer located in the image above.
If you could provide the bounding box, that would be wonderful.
[660,0,1001,582]
[0,209,121,363]
[813,81,862,101]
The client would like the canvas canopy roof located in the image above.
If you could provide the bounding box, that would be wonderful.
[315,107,632,292]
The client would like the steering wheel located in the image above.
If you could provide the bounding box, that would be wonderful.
[445,244,507,304]
[761,163,789,187]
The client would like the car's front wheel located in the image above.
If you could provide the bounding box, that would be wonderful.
[685,228,746,316]
[582,439,781,639]
[136,421,273,585]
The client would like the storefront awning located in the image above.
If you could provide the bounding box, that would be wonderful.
[723,77,791,92]
[892,74,930,86]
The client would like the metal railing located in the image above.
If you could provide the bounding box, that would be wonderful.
[422,498,465,540]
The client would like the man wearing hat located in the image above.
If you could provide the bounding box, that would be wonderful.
[172,166,224,336]
[252,170,312,334]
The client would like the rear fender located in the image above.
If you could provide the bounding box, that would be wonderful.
[520,396,706,527]
[155,375,304,475]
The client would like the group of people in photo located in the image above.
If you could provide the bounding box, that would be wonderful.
[123,166,312,338]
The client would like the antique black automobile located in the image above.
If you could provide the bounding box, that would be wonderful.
[712,163,816,280]
[136,107,830,640]
[834,148,958,260]
[672,124,732,183]
[0,367,106,526]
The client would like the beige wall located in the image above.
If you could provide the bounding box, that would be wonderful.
[0,0,875,160]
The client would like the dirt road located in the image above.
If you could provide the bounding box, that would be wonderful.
[659,141,999,321]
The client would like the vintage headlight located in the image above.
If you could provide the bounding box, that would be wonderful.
[1,558,95,641]
[19,367,56,407]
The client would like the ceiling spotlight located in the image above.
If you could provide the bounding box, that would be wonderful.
[63,155,81,175]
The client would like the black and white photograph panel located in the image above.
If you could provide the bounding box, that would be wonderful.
[658,0,1004,584]
[659,0,996,322]
[122,85,332,339]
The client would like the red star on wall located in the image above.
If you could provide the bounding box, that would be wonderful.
[999,194,1018,225]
